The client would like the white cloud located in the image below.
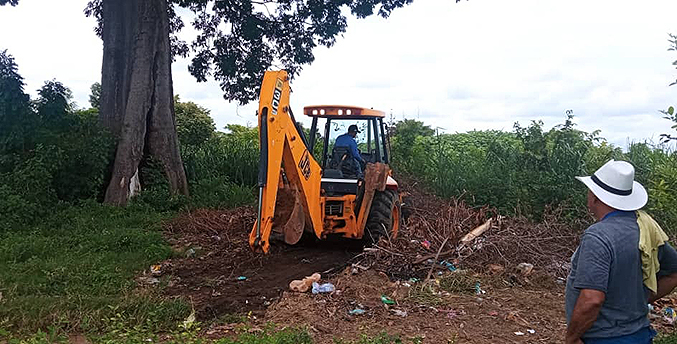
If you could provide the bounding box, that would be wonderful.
[1,0,676,147]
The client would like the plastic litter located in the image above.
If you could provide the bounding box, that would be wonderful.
[409,278,420,283]
[392,309,408,317]
[380,295,396,305]
[185,248,196,258]
[150,264,162,276]
[527,329,536,334]
[137,276,160,285]
[421,240,431,250]
[664,307,676,324]
[440,260,457,272]
[514,331,525,336]
[311,282,335,294]
[349,308,366,315]
[517,262,534,275]
[289,273,321,293]
[475,282,486,295]
[237,276,247,281]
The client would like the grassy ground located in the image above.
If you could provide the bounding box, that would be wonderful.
[0,326,415,343]
[658,334,677,344]
[0,201,190,335]
[0,200,415,344]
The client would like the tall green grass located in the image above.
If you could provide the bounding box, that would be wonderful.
[390,117,677,232]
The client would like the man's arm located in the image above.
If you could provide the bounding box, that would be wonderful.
[649,273,677,303]
[649,243,677,303]
[566,289,606,344]
[349,140,364,163]
[566,233,611,343]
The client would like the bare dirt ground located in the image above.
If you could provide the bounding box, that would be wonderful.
[156,186,677,343]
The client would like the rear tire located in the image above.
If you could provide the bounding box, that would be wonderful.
[363,189,401,245]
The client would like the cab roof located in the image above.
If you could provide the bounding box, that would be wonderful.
[303,105,385,119]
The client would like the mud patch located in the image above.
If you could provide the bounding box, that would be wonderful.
[162,208,356,320]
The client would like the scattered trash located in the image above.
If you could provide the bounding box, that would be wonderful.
[150,264,162,276]
[380,295,396,305]
[185,248,196,258]
[514,331,525,336]
[237,276,247,281]
[409,277,420,283]
[136,276,160,285]
[349,308,366,315]
[474,282,486,295]
[440,260,457,272]
[527,329,536,334]
[311,282,335,294]
[648,304,654,311]
[517,262,534,275]
[421,240,431,250]
[664,307,677,324]
[392,309,408,317]
[289,273,321,293]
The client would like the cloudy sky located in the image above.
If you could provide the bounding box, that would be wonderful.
[1,0,676,147]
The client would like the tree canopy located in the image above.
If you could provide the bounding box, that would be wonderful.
[89,82,101,109]
[84,0,429,104]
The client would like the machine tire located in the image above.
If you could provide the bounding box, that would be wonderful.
[364,189,401,245]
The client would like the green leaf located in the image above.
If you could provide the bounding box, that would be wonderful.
[669,106,675,116]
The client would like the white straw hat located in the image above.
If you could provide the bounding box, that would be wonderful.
[575,160,648,211]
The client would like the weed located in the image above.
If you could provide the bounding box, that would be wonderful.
[438,272,476,294]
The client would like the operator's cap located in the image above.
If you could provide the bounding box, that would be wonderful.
[348,124,360,133]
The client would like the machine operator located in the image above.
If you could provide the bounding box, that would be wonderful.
[335,124,366,178]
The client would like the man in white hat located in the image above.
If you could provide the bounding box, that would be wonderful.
[566,160,677,343]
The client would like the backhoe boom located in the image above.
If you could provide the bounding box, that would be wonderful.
[250,71,323,253]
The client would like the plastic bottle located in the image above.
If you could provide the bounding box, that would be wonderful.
[311,282,335,294]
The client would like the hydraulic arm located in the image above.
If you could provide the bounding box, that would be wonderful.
[249,70,323,253]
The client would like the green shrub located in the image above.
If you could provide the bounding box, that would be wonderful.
[390,116,677,230]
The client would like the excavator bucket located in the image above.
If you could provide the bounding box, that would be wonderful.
[271,188,305,245]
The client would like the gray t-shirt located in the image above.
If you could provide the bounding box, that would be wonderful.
[565,211,677,339]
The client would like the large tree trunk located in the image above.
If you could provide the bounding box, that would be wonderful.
[100,0,188,205]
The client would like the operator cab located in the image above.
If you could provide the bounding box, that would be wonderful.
[305,106,390,196]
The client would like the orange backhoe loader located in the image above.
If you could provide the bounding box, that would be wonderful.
[249,70,401,253]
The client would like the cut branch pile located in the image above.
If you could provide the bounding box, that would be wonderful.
[359,182,587,279]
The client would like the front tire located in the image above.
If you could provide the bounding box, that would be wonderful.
[363,189,401,245]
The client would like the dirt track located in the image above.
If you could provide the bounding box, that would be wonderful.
[156,191,677,343]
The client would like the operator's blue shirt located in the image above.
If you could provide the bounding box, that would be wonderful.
[335,133,363,162]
